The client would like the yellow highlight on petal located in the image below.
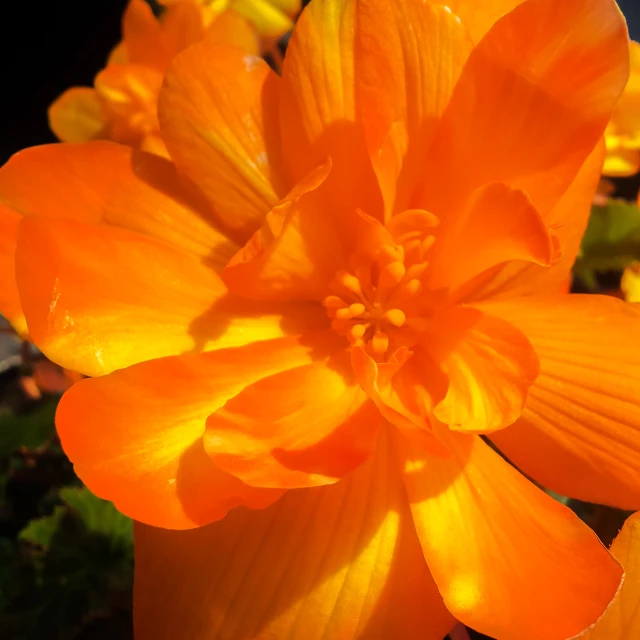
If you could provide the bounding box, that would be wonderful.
[447,575,482,614]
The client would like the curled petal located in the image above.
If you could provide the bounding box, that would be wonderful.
[135,427,455,640]
[55,334,334,528]
[423,306,539,433]
[395,428,623,639]
[205,348,380,488]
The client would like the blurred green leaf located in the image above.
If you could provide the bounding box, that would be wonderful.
[3,487,133,639]
[574,199,640,287]
[18,506,66,548]
[0,399,58,457]
[59,487,133,551]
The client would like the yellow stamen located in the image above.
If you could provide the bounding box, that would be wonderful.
[385,309,406,327]
[351,324,368,339]
[371,331,390,354]
[335,308,354,320]
[379,261,406,290]
[322,295,347,309]
[336,270,363,295]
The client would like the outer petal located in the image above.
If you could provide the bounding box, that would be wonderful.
[483,295,640,510]
[394,428,622,639]
[159,40,283,239]
[134,428,456,640]
[205,10,260,53]
[462,141,605,301]
[429,182,559,293]
[424,306,539,433]
[94,63,163,146]
[121,0,172,70]
[55,334,338,528]
[356,0,472,215]
[205,350,379,488]
[418,0,629,221]
[586,512,640,639]
[0,142,237,268]
[0,205,25,334]
[280,0,383,220]
[159,1,207,56]
[48,88,108,143]
[16,216,325,376]
[429,0,524,43]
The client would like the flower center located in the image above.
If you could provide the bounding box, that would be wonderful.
[323,230,435,358]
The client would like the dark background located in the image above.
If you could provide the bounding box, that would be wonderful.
[0,0,638,166]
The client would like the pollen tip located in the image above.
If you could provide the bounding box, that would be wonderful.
[379,261,406,290]
[371,331,390,355]
[385,309,406,327]
[351,323,367,339]
[335,308,354,320]
[349,302,366,316]
[322,295,347,309]
[337,270,363,295]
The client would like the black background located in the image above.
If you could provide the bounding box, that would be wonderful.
[0,0,638,165]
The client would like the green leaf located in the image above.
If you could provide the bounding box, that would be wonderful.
[59,487,133,550]
[574,199,640,288]
[18,507,66,548]
[8,487,134,638]
[0,399,58,457]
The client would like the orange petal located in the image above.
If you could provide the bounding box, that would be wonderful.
[0,142,237,269]
[0,204,25,335]
[121,0,172,70]
[134,428,455,640]
[205,10,259,53]
[356,0,472,216]
[423,305,539,433]
[394,428,622,639]
[159,40,283,239]
[55,334,337,528]
[279,0,383,220]
[94,63,163,146]
[462,140,605,301]
[482,295,640,510]
[48,87,108,143]
[205,349,380,489]
[15,216,325,376]
[351,345,450,456]
[429,0,525,43]
[159,0,207,57]
[418,0,629,220]
[586,512,640,639]
[429,182,559,293]
[223,160,347,301]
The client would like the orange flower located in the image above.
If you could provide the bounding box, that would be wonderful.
[585,511,640,639]
[604,40,640,176]
[1,0,638,637]
[48,0,262,154]
[159,0,301,40]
